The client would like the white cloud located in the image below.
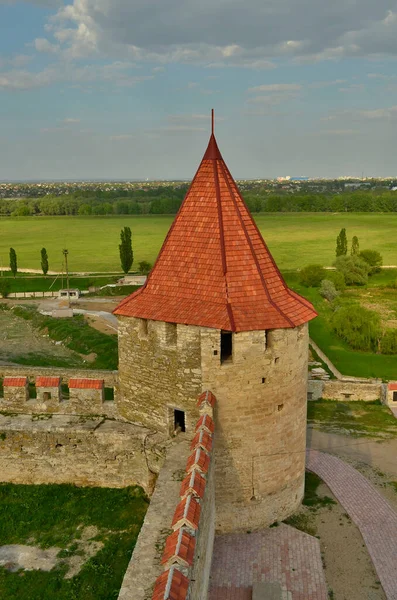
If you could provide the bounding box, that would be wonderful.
[248,83,302,93]
[63,118,81,123]
[34,38,60,53]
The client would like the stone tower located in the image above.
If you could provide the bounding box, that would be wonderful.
[114,115,317,532]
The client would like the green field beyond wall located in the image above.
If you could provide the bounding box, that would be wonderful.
[1,213,396,272]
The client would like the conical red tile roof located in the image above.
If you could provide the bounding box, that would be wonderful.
[114,128,317,332]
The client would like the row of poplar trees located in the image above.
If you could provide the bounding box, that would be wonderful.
[7,248,49,278]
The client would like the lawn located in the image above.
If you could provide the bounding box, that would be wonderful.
[1,213,397,272]
[307,399,397,437]
[0,483,148,600]
[284,271,397,380]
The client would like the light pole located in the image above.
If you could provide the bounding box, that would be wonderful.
[62,249,69,307]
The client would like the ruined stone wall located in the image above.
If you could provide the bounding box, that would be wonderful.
[201,324,309,533]
[117,317,202,433]
[308,379,383,402]
[0,413,162,492]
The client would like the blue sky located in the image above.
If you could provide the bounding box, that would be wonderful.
[2,0,397,180]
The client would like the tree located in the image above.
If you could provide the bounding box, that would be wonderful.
[319,279,339,302]
[138,260,152,275]
[331,305,381,351]
[40,247,49,277]
[359,249,383,274]
[334,255,370,286]
[380,330,397,354]
[119,227,133,274]
[9,248,17,278]
[0,279,11,298]
[299,264,326,287]
[351,236,359,255]
[336,228,348,257]
[323,270,346,292]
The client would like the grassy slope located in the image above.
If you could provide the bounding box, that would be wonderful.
[1,213,397,272]
[284,271,397,380]
[0,483,148,600]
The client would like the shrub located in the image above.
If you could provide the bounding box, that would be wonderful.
[323,270,346,292]
[359,249,383,274]
[331,305,381,351]
[334,255,370,286]
[0,279,11,298]
[138,260,152,275]
[380,329,397,354]
[319,280,339,302]
[299,264,326,287]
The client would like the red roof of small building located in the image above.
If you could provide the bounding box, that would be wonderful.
[161,528,196,568]
[388,382,397,391]
[68,379,104,389]
[114,119,317,332]
[36,377,61,388]
[3,377,27,387]
[152,566,189,600]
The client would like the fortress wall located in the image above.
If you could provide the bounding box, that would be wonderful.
[201,324,309,533]
[117,317,202,433]
[307,379,383,402]
[0,414,157,491]
[0,366,118,388]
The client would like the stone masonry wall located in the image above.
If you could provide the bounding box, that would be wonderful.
[201,324,309,533]
[308,379,383,402]
[0,413,162,492]
[117,317,202,433]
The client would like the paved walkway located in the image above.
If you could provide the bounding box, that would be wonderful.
[307,449,397,600]
[208,524,328,600]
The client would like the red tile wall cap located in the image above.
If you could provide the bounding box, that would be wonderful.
[171,494,201,531]
[152,566,189,600]
[180,470,206,500]
[36,377,61,388]
[186,448,210,475]
[3,377,28,387]
[190,429,213,454]
[113,130,317,332]
[195,413,215,434]
[388,382,397,390]
[197,391,216,408]
[68,378,104,390]
[161,528,196,568]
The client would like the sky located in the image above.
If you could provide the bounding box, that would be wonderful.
[2,1,397,180]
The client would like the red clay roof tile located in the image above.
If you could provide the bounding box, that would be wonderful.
[114,129,317,331]
[190,430,213,453]
[171,495,201,531]
[388,383,397,391]
[197,391,216,409]
[195,414,215,434]
[36,377,61,388]
[161,528,196,568]
[180,470,206,500]
[68,379,104,389]
[152,566,189,600]
[186,448,210,475]
[3,377,27,387]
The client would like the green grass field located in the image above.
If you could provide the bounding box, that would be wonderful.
[0,483,148,600]
[1,213,397,272]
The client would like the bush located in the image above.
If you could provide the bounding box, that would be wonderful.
[138,260,152,275]
[334,255,370,286]
[319,280,339,302]
[380,329,397,354]
[323,270,346,292]
[0,279,11,298]
[299,264,326,287]
[331,305,381,351]
[359,249,383,274]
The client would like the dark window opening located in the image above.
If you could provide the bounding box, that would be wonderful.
[278,404,284,412]
[274,357,280,364]
[221,331,233,364]
[43,392,52,401]
[213,350,218,356]
[174,409,186,433]
[104,387,114,402]
[393,391,397,402]
[165,323,177,346]
[262,377,266,384]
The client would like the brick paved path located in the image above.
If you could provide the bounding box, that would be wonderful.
[208,524,327,600]
[307,449,397,600]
